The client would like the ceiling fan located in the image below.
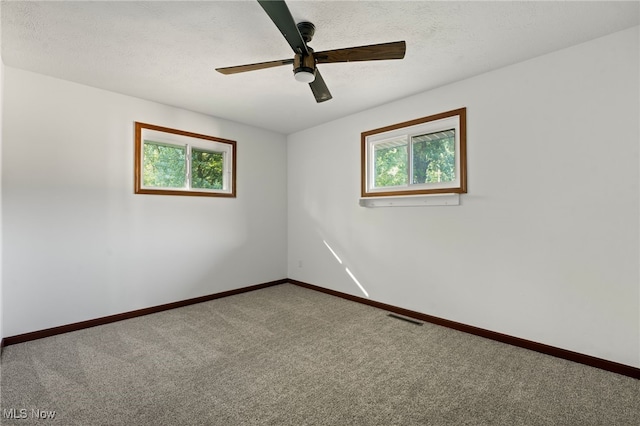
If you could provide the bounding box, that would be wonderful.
[216,0,406,103]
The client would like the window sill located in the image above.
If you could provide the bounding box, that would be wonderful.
[359,193,460,208]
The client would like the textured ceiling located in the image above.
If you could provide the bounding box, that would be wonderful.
[2,1,639,134]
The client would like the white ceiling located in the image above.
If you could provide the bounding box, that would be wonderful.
[2,1,638,134]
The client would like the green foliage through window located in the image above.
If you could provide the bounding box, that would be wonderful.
[374,141,408,187]
[143,141,225,190]
[373,130,455,188]
[143,141,186,188]
[412,130,455,184]
[192,149,223,190]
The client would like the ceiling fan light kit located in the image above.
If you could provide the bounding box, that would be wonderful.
[216,0,406,103]
[293,49,317,83]
[294,70,316,83]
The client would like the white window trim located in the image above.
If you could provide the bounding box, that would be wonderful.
[361,108,467,199]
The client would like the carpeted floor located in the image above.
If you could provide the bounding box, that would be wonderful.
[1,283,638,425]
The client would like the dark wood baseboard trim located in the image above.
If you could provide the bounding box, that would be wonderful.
[2,279,287,347]
[4,277,638,379]
[288,279,640,380]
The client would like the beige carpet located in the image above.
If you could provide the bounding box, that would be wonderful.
[1,283,638,425]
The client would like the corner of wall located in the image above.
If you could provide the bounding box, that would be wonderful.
[0,2,5,343]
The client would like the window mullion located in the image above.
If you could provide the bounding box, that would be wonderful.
[407,136,413,187]
[223,151,229,191]
[369,140,376,191]
[186,144,191,190]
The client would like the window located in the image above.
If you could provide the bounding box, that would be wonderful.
[134,122,236,197]
[361,108,466,197]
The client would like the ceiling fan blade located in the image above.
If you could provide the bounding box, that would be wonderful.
[257,0,309,56]
[315,41,406,64]
[216,58,294,75]
[309,69,332,103]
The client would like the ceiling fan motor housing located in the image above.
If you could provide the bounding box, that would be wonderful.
[297,21,316,43]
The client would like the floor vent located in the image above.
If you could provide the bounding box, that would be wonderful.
[388,313,423,326]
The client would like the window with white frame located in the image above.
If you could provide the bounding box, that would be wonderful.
[361,108,466,197]
[135,122,236,197]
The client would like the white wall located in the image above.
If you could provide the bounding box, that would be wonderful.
[288,27,640,368]
[2,68,288,337]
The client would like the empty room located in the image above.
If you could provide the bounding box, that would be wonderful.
[1,1,639,425]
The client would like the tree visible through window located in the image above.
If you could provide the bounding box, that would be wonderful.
[374,138,407,188]
[191,149,223,190]
[411,130,455,184]
[143,142,186,188]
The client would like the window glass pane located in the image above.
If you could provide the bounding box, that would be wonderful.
[191,149,224,190]
[143,141,186,188]
[411,130,455,184]
[374,138,408,187]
